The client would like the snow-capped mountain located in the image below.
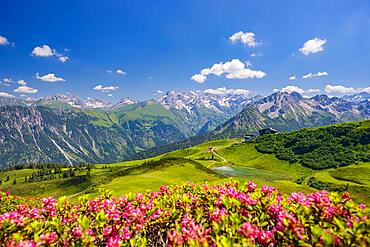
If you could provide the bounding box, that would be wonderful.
[84,98,112,109]
[49,93,84,108]
[254,91,314,119]
[214,91,369,137]
[342,92,370,103]
[36,94,118,109]
[0,90,369,167]
[250,92,368,120]
[112,98,138,109]
[156,90,260,115]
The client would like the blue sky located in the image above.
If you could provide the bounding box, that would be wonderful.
[0,0,370,101]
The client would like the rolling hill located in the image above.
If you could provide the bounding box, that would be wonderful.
[1,120,369,204]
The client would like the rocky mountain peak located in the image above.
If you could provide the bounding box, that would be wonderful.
[48,93,83,108]
[112,97,138,109]
[84,98,111,109]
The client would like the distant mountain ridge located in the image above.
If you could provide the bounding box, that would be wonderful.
[0,90,369,167]
[214,91,369,137]
[125,91,370,160]
[0,90,256,167]
[157,90,262,114]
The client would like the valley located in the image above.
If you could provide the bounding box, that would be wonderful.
[2,90,367,168]
[1,120,369,204]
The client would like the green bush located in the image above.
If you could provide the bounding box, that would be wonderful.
[255,122,369,170]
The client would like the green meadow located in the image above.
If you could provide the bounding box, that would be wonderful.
[1,137,368,203]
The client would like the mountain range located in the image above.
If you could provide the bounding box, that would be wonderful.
[0,90,369,168]
[214,92,369,137]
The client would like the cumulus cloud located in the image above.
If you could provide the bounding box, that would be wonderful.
[14,86,38,94]
[299,38,327,55]
[191,59,266,83]
[3,78,13,83]
[0,92,14,98]
[191,74,207,83]
[32,45,54,57]
[1,78,13,86]
[204,87,250,95]
[93,85,119,92]
[302,71,328,79]
[279,85,321,96]
[36,73,65,82]
[229,31,260,47]
[289,75,297,80]
[281,85,305,94]
[31,45,69,62]
[116,69,126,75]
[107,93,113,97]
[0,35,10,45]
[157,90,164,94]
[58,56,69,63]
[17,80,27,86]
[324,84,370,94]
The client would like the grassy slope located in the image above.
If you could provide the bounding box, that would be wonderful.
[1,122,369,203]
[307,163,370,203]
[98,159,224,196]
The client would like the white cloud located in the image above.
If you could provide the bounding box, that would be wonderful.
[32,45,54,57]
[229,31,260,47]
[106,70,113,74]
[14,86,38,94]
[192,59,266,83]
[191,74,207,83]
[324,84,370,94]
[225,68,266,79]
[1,78,13,86]
[250,52,262,57]
[17,80,27,86]
[358,87,370,93]
[157,90,164,94]
[58,56,69,63]
[0,92,14,98]
[93,85,119,92]
[272,88,280,93]
[281,85,305,94]
[302,71,328,79]
[116,69,126,75]
[0,36,9,45]
[36,73,65,82]
[299,38,327,55]
[200,62,224,76]
[32,45,69,63]
[325,85,356,94]
[289,75,297,80]
[204,87,250,95]
[107,93,113,97]
[3,78,13,83]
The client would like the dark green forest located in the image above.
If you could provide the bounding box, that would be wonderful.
[255,121,370,170]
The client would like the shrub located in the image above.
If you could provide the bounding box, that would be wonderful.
[0,181,369,246]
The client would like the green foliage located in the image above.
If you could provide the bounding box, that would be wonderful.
[255,121,370,170]
[0,181,369,246]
